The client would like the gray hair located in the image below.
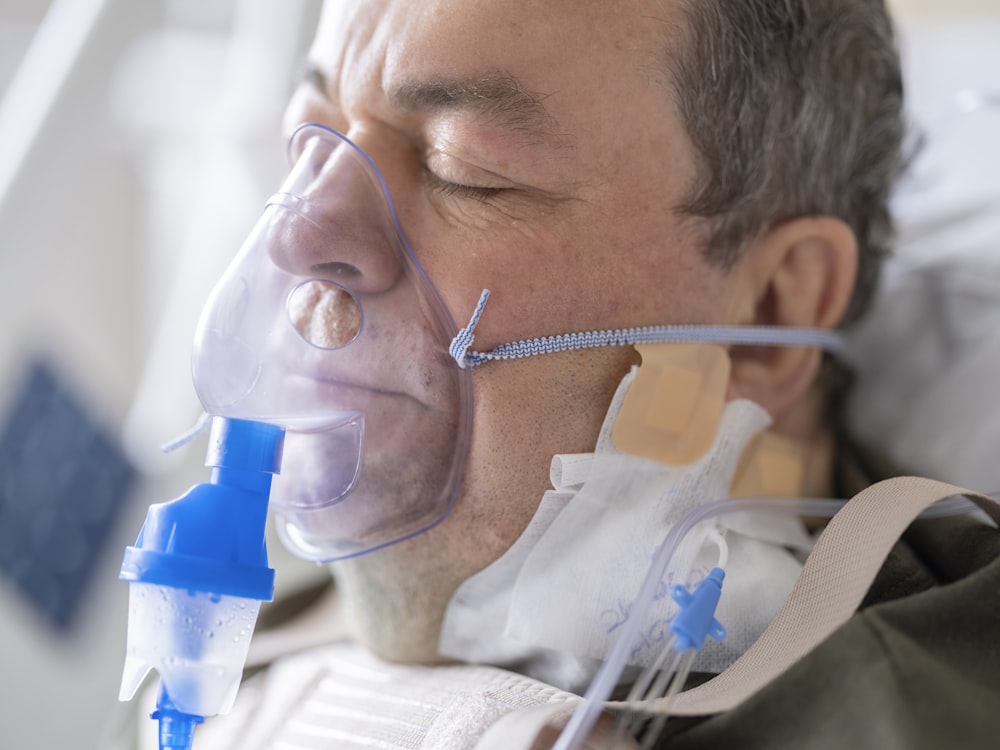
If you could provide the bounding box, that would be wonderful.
[667,0,906,325]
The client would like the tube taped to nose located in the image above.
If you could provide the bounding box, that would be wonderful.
[191,124,472,562]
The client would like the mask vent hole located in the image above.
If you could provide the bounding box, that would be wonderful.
[287,279,362,350]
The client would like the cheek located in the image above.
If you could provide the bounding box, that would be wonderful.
[457,344,636,551]
[591,201,726,324]
[405,214,586,341]
[398,180,724,357]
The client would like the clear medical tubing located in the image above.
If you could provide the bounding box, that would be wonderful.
[553,493,978,750]
[119,418,283,750]
[636,650,695,750]
[191,123,471,562]
[614,565,726,750]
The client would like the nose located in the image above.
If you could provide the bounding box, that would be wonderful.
[266,124,408,295]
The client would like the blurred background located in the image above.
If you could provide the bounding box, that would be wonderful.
[0,0,996,748]
[0,2,323,748]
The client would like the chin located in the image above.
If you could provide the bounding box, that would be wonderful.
[332,537,470,664]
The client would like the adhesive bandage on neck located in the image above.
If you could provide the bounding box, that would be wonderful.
[613,343,730,466]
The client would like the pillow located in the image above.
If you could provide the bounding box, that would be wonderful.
[844,15,1000,492]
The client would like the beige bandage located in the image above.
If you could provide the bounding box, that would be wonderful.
[729,431,806,498]
[612,343,729,466]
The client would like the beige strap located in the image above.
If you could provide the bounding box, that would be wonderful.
[615,476,1000,716]
[476,477,999,747]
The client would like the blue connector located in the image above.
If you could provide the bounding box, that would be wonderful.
[120,417,284,599]
[120,418,284,600]
[669,567,727,652]
[152,685,204,750]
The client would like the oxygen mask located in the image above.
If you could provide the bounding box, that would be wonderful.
[192,123,472,561]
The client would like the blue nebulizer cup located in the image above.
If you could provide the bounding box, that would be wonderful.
[119,417,282,749]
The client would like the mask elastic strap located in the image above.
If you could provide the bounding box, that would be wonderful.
[449,289,493,368]
[449,289,844,369]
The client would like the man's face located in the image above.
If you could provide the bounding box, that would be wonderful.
[282,0,748,659]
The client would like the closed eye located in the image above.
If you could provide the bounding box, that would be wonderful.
[424,171,508,202]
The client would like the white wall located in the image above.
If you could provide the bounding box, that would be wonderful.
[845,3,1000,490]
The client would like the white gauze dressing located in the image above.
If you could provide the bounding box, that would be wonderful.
[440,366,813,691]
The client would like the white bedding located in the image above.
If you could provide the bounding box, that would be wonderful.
[843,15,1000,492]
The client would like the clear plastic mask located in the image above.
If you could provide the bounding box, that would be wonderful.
[192,123,472,561]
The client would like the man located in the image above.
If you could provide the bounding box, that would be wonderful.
[277,0,872,659]
[135,0,1000,747]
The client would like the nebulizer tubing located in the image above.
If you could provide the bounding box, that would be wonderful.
[553,492,980,750]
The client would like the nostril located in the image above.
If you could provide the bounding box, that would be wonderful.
[311,261,362,278]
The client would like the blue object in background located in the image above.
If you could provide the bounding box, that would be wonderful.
[0,359,136,632]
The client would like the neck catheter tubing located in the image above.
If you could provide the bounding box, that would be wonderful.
[553,492,980,750]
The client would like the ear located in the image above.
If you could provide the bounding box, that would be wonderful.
[727,216,858,419]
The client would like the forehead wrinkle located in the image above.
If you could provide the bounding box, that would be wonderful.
[388,73,569,149]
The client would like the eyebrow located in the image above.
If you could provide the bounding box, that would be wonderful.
[302,64,565,147]
[391,74,560,139]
